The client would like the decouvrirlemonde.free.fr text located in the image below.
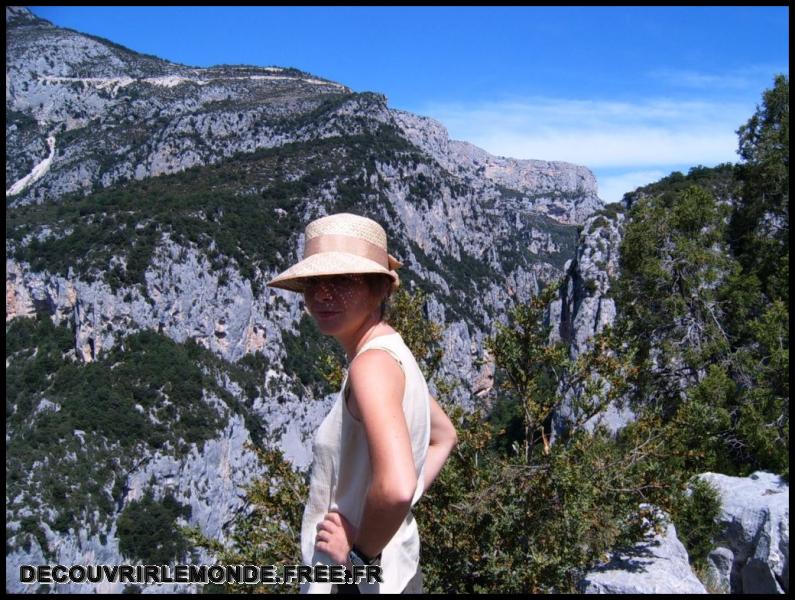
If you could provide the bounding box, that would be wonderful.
[20,564,383,585]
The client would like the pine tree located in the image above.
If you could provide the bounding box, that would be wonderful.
[730,74,789,304]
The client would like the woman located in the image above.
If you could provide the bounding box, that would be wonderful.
[266,212,458,594]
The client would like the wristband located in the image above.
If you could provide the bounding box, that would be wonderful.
[349,545,381,567]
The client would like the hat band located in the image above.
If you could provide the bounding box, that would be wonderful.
[305,234,389,268]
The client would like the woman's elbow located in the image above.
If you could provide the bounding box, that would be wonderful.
[441,425,458,449]
[374,477,416,508]
[395,484,417,508]
[394,475,418,506]
[449,426,459,447]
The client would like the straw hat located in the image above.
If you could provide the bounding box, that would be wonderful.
[266,212,402,293]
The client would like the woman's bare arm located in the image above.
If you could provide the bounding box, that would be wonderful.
[424,394,458,491]
[317,356,458,562]
[347,349,417,559]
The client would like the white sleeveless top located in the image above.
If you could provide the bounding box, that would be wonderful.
[300,332,431,594]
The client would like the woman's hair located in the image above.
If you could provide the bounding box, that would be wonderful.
[363,273,396,322]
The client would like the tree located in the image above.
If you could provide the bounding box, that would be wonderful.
[730,74,789,304]
[615,184,734,418]
[118,489,190,565]
[486,282,567,461]
[727,75,789,477]
[610,76,789,478]
[415,283,700,593]
[183,442,309,593]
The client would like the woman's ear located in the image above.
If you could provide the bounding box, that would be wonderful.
[383,275,395,300]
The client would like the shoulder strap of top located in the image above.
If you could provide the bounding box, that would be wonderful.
[353,332,402,359]
[346,334,404,394]
[355,334,405,375]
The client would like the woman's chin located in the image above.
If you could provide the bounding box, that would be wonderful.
[313,315,344,334]
[315,324,337,335]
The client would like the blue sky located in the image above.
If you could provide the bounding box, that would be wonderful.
[28,6,789,203]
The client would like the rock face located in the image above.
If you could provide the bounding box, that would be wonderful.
[392,110,602,226]
[6,236,283,365]
[549,211,623,358]
[698,471,789,594]
[6,5,600,398]
[548,207,635,442]
[5,408,264,594]
[6,6,352,205]
[579,505,707,594]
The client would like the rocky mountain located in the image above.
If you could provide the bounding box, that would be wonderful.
[6,6,604,398]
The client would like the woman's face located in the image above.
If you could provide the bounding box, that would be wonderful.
[302,274,380,335]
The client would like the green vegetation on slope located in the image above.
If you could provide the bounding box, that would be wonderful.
[6,312,268,557]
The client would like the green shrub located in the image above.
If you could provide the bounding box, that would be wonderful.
[6,312,269,553]
[118,489,191,564]
[671,477,723,572]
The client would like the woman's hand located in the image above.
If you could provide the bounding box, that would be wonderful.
[315,510,357,568]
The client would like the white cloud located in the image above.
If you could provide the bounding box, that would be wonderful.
[405,95,756,203]
[592,169,669,204]
[648,66,787,90]
[414,96,749,169]
[472,128,738,169]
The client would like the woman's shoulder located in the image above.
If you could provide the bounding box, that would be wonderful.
[350,342,404,376]
[346,344,406,421]
[348,325,410,376]
[349,327,406,378]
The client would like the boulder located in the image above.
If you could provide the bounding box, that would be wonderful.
[579,505,707,594]
[698,471,789,594]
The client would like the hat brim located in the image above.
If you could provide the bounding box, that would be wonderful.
[266,252,397,293]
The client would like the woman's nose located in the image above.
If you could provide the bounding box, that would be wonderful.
[315,288,332,301]
[309,282,335,299]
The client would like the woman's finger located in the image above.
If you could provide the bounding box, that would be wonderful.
[316,520,332,533]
